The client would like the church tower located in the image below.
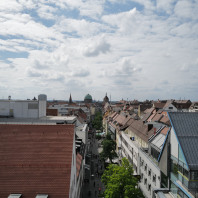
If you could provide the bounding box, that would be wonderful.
[103,93,109,103]
[69,93,73,104]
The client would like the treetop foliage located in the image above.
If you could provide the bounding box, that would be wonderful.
[102,158,144,198]
[92,111,102,130]
[100,133,118,163]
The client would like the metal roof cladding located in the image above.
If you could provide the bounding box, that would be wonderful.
[169,112,198,170]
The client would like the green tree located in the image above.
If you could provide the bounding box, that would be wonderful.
[100,133,118,163]
[92,111,102,130]
[102,158,144,198]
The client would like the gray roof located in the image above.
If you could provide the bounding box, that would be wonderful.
[169,112,198,170]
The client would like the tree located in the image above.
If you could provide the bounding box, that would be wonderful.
[102,158,144,198]
[100,133,118,163]
[92,111,102,130]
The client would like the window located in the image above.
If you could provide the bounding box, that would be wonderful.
[171,159,178,178]
[153,174,156,184]
[145,164,147,172]
[8,195,22,198]
[169,107,173,109]
[141,159,144,166]
[148,169,151,177]
[36,195,48,198]
[144,178,147,185]
[28,103,38,109]
[148,184,151,192]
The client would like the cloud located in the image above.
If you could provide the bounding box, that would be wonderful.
[156,0,176,14]
[0,0,23,12]
[102,8,138,34]
[26,67,65,82]
[0,61,10,69]
[26,68,42,77]
[129,0,155,11]
[174,0,198,20]
[37,4,58,20]
[0,0,198,101]
[55,18,106,37]
[104,57,141,78]
[83,37,111,57]
[71,68,90,77]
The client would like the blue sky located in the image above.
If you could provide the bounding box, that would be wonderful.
[0,0,198,101]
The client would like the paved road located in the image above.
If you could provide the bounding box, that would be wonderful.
[82,133,105,198]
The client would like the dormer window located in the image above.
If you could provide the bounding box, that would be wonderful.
[36,194,48,198]
[8,194,22,198]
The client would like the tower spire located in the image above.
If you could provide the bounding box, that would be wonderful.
[69,93,73,104]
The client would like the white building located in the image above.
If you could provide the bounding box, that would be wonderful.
[139,148,161,198]
[117,131,139,174]
[0,94,47,118]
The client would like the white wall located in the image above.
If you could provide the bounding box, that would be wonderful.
[164,104,177,112]
[122,132,139,173]
[0,96,46,118]
[39,100,46,118]
[139,148,161,198]
[14,101,38,118]
[170,128,178,159]
[0,101,11,116]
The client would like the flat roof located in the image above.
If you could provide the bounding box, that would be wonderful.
[0,116,76,125]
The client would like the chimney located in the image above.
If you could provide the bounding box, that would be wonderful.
[154,128,156,135]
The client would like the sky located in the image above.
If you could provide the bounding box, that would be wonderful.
[0,0,198,101]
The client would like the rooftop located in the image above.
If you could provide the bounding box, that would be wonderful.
[169,112,198,170]
[0,124,74,198]
[0,116,77,125]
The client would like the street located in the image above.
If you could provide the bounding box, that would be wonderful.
[82,131,105,198]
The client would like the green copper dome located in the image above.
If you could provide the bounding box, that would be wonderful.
[84,94,92,100]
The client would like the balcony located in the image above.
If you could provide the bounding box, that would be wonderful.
[171,172,198,191]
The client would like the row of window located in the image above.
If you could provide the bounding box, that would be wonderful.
[140,158,157,184]
[142,177,152,195]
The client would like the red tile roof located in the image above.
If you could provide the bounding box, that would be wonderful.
[153,102,166,109]
[151,113,163,122]
[144,107,155,114]
[147,113,156,122]
[160,126,170,135]
[128,120,154,143]
[0,124,74,198]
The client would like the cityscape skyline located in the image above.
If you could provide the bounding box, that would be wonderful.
[0,0,198,101]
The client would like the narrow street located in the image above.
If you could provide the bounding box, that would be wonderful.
[82,130,105,198]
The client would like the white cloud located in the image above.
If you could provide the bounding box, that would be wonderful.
[102,8,137,34]
[83,37,111,57]
[156,0,176,14]
[0,0,23,12]
[0,0,198,100]
[0,61,10,69]
[37,4,58,20]
[130,0,155,11]
[55,18,106,37]
[70,68,90,77]
[174,0,198,20]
